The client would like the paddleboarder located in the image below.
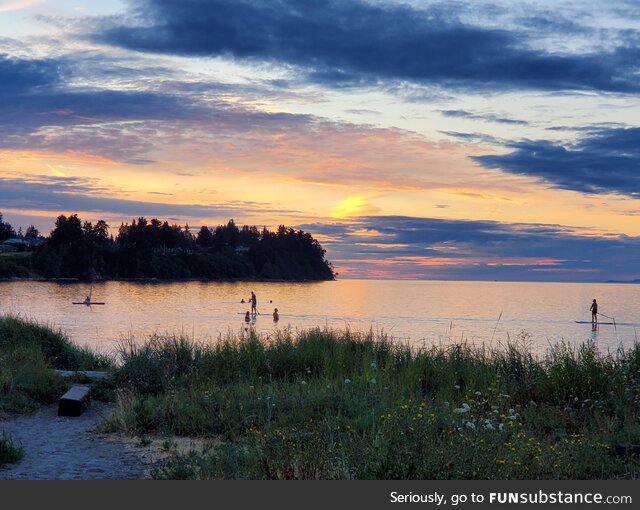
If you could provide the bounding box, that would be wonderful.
[590,299,598,324]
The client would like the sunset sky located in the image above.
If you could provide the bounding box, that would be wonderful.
[2,0,640,281]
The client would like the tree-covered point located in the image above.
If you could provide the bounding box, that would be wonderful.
[29,215,335,281]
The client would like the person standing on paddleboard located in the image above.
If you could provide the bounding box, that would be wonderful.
[251,291,257,315]
[590,299,598,324]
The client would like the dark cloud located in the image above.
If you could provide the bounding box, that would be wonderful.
[299,216,640,281]
[0,54,62,94]
[473,127,640,198]
[0,53,317,163]
[93,0,640,93]
[439,109,528,125]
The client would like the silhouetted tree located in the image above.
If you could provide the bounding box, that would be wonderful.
[25,214,335,281]
[0,212,16,242]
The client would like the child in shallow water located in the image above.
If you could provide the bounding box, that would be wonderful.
[273,308,279,322]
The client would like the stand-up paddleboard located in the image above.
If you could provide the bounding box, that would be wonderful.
[72,302,106,305]
[575,321,614,324]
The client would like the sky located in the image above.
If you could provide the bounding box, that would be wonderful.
[1,0,640,281]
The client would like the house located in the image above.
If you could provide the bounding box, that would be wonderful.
[0,243,18,253]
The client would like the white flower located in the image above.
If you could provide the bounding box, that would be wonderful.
[484,420,495,430]
[369,378,376,385]
[466,421,475,429]
[475,391,482,396]
[454,384,461,390]
[301,380,306,385]
[370,361,378,370]
[344,378,351,384]
[499,423,505,431]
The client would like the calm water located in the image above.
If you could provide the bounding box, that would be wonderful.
[1,280,639,354]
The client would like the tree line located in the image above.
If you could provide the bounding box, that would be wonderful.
[4,213,335,281]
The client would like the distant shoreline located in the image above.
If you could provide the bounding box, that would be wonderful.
[0,276,334,284]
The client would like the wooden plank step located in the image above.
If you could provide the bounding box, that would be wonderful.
[58,385,91,417]
[55,370,111,381]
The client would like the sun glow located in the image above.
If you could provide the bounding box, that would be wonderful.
[331,196,369,218]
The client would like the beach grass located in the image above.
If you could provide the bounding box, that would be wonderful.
[0,315,114,413]
[2,314,639,479]
[98,328,640,480]
[0,431,23,467]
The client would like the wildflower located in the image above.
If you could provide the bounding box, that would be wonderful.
[453,404,470,414]
[344,378,351,384]
[499,423,505,431]
[484,420,495,430]
[454,384,461,390]
[369,378,376,385]
[496,458,506,465]
[370,361,378,370]
[475,391,482,396]
[465,421,475,430]
[301,380,306,385]
[306,367,311,374]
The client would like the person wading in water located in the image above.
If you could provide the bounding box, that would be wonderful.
[251,291,257,315]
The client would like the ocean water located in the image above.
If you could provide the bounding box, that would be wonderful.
[1,279,639,354]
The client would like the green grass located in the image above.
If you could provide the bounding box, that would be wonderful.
[0,253,32,278]
[0,315,114,413]
[0,431,23,467]
[3,315,639,479]
[98,328,640,480]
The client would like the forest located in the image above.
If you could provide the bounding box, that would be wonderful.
[0,213,336,281]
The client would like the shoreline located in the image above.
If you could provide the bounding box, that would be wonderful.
[0,276,335,284]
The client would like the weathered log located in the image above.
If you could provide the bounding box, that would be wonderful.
[58,385,91,417]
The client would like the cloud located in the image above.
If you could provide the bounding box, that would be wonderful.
[0,53,320,163]
[0,176,300,219]
[473,127,640,198]
[0,0,44,13]
[0,53,61,94]
[299,216,640,281]
[439,109,528,125]
[93,0,640,93]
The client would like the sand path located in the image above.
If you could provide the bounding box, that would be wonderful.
[0,402,148,480]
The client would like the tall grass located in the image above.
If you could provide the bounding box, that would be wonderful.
[0,431,23,467]
[0,315,114,412]
[102,327,640,479]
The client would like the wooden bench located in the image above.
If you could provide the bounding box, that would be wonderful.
[58,385,91,417]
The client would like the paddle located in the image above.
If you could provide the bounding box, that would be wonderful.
[597,312,617,330]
